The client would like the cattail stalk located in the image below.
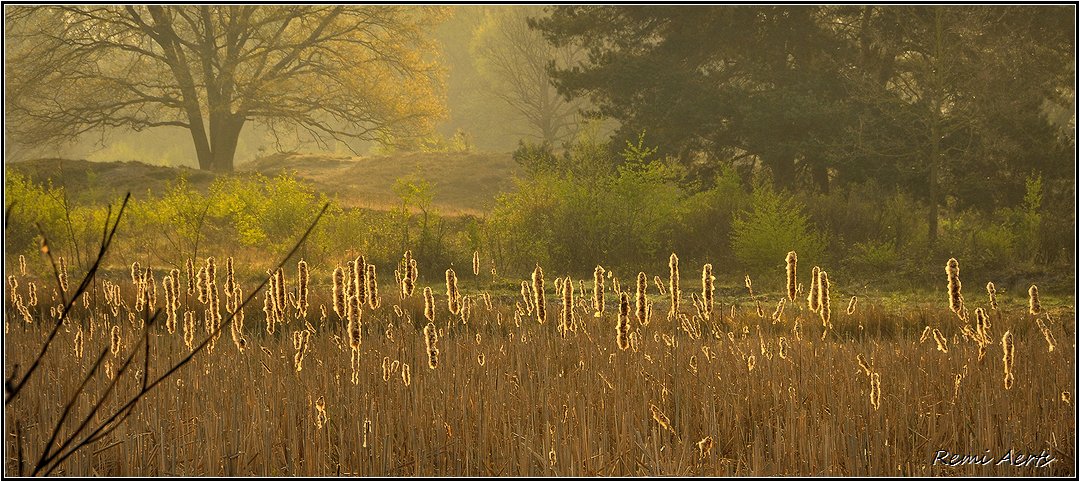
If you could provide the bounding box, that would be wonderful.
[533,265,546,324]
[446,268,460,315]
[616,292,631,350]
[424,322,439,369]
[423,287,435,322]
[808,266,820,312]
[635,272,648,326]
[1002,330,1015,389]
[366,264,378,310]
[785,251,797,301]
[593,265,605,318]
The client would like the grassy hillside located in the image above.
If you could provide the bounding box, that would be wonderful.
[7,150,520,215]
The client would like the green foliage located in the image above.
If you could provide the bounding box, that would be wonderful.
[732,182,826,274]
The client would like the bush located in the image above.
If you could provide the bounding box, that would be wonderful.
[731,182,826,278]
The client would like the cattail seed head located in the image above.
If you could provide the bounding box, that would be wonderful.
[847,296,857,315]
[785,251,798,301]
[1036,318,1056,352]
[560,273,573,337]
[424,322,439,369]
[616,292,631,350]
[423,287,435,322]
[668,253,680,318]
[946,258,962,314]
[870,372,881,410]
[532,265,546,324]
[445,268,460,315]
[701,264,714,320]
[472,250,480,276]
[635,272,648,326]
[332,266,346,319]
[808,266,821,312]
[697,437,714,459]
[297,259,310,317]
[986,281,998,310]
[365,264,378,310]
[1028,285,1041,315]
[857,354,872,376]
[110,325,121,355]
[73,326,84,358]
[818,271,831,328]
[932,328,948,353]
[186,259,195,295]
[1002,330,1015,389]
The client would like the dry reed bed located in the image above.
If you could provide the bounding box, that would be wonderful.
[3,256,1075,476]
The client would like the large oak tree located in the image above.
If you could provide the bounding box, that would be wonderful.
[5,6,448,171]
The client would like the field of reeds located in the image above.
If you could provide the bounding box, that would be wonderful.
[3,215,1075,477]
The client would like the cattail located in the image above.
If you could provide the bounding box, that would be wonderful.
[402,362,412,386]
[110,325,121,355]
[314,396,327,429]
[231,286,246,351]
[653,275,666,296]
[423,322,439,369]
[635,272,648,326]
[73,326,84,358]
[186,259,195,295]
[770,299,784,322]
[353,256,367,308]
[477,353,486,366]
[559,272,574,337]
[818,271,831,329]
[445,268,460,315]
[407,258,418,296]
[130,260,141,285]
[196,266,208,303]
[183,311,196,349]
[520,281,533,314]
[668,253,680,318]
[593,265,605,317]
[857,354,872,376]
[273,268,287,322]
[1002,330,1015,389]
[472,250,480,276]
[57,256,69,293]
[975,308,991,344]
[297,259,309,317]
[1028,285,1040,315]
[701,264,714,320]
[532,265,546,324]
[946,258,962,314]
[747,355,756,372]
[144,267,157,309]
[423,287,435,322]
[27,282,37,307]
[986,282,998,310]
[223,257,236,304]
[163,275,178,334]
[932,328,948,353]
[263,288,276,335]
[778,336,789,359]
[206,256,217,290]
[919,325,932,343]
[1036,318,1056,352]
[649,404,677,437]
[347,291,362,351]
[697,436,714,458]
[332,266,346,319]
[616,292,631,350]
[847,296,857,315]
[293,329,311,372]
[365,264,378,310]
[18,255,26,276]
[808,266,821,312]
[785,251,797,301]
[869,372,881,410]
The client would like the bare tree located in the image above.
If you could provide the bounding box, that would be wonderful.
[470,7,584,145]
[5,6,448,171]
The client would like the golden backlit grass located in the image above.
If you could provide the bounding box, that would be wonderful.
[3,268,1075,477]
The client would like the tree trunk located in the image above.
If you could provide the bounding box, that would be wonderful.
[192,115,245,172]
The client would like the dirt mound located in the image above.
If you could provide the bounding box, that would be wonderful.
[8,151,520,215]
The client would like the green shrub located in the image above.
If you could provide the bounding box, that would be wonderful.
[732,182,826,277]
